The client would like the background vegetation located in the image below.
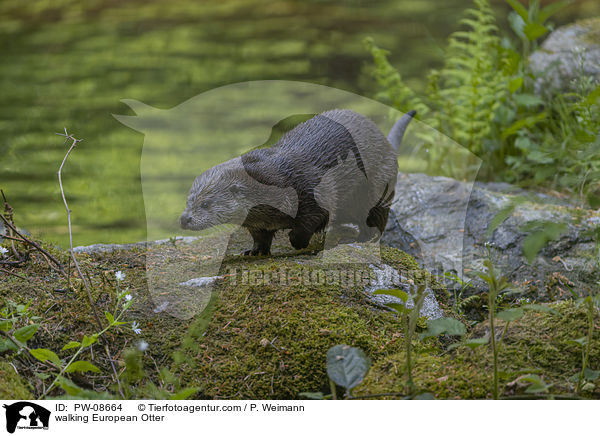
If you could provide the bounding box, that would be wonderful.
[1,0,599,247]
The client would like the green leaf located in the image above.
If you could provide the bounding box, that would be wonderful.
[326,345,371,390]
[523,22,549,41]
[496,308,524,322]
[513,93,544,107]
[81,334,97,347]
[385,303,410,314]
[568,337,587,347]
[508,77,524,93]
[585,84,600,105]
[105,311,115,325]
[13,324,39,343]
[508,12,526,40]
[486,198,525,237]
[373,289,408,302]
[522,304,558,315]
[62,341,81,351]
[420,317,466,339]
[0,320,13,332]
[465,336,489,349]
[584,368,600,381]
[521,374,551,393]
[55,375,83,396]
[505,0,529,21]
[30,348,61,367]
[539,0,572,23]
[65,360,100,373]
[502,112,547,139]
[34,372,51,380]
[0,338,18,352]
[521,221,567,264]
[170,387,199,400]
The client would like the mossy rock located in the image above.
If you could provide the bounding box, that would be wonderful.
[1,239,432,399]
[0,360,33,399]
[354,301,600,399]
[170,246,431,399]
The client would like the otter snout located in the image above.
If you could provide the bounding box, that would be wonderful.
[179,211,194,229]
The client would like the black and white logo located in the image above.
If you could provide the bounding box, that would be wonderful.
[3,402,50,433]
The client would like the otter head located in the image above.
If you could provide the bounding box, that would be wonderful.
[179,161,252,231]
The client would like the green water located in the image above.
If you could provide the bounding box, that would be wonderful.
[1,0,598,247]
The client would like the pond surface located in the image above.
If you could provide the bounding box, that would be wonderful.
[1,0,598,246]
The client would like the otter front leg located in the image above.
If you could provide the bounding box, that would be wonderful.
[289,205,329,250]
[243,229,275,256]
[289,227,313,250]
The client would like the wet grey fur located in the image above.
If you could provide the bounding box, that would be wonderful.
[180,109,416,255]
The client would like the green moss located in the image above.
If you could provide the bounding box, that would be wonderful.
[2,239,427,399]
[171,249,422,399]
[355,301,600,399]
[577,18,600,45]
[0,360,32,399]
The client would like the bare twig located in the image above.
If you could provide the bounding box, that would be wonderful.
[2,189,20,258]
[0,266,28,280]
[56,128,125,399]
[0,213,66,277]
[56,130,100,327]
[0,233,29,243]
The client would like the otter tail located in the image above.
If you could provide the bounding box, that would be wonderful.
[387,110,416,153]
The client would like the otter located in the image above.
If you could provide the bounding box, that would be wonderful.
[179,109,416,255]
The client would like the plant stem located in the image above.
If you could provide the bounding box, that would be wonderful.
[40,309,124,399]
[489,296,499,400]
[405,316,414,394]
[56,131,125,399]
[329,379,337,400]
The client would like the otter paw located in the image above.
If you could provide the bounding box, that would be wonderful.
[289,230,311,250]
[241,248,270,256]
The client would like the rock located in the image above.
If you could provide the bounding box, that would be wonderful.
[365,263,444,320]
[73,236,200,254]
[529,18,600,95]
[383,172,599,298]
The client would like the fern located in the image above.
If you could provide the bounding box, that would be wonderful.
[440,0,509,154]
[363,37,429,117]
[365,0,600,204]
[365,0,509,173]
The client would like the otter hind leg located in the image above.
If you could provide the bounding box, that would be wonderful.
[365,187,394,238]
[243,229,276,256]
[364,206,390,240]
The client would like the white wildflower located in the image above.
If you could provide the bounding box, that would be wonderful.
[137,340,149,352]
[131,321,141,335]
[115,271,125,281]
[0,247,8,257]
[124,294,132,302]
